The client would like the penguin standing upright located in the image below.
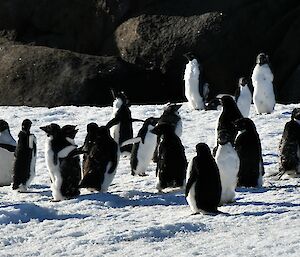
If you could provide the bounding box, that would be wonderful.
[214,95,243,154]
[81,122,99,176]
[80,126,119,192]
[107,90,142,155]
[234,118,264,187]
[151,124,187,192]
[215,129,240,205]
[130,117,159,176]
[183,53,209,110]
[251,53,275,114]
[12,119,37,192]
[235,77,252,117]
[278,108,300,178]
[40,124,81,201]
[186,143,222,214]
[0,120,16,186]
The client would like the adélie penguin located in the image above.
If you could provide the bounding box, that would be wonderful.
[130,117,159,176]
[234,118,264,187]
[151,123,187,192]
[12,119,37,192]
[40,123,82,201]
[235,77,252,118]
[0,119,16,186]
[251,53,275,114]
[183,52,209,110]
[185,143,222,214]
[79,126,120,192]
[215,129,239,205]
[278,108,300,178]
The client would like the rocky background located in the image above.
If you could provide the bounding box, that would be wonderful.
[0,0,299,106]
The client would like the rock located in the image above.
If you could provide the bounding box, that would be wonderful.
[0,44,164,106]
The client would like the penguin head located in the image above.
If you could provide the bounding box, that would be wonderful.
[0,119,9,132]
[21,119,32,133]
[217,129,231,145]
[40,123,61,137]
[163,103,182,115]
[87,122,98,134]
[220,95,235,108]
[183,52,197,62]
[61,125,78,140]
[239,77,248,87]
[151,123,173,136]
[256,53,269,66]
[234,118,255,131]
[145,117,159,127]
[111,89,130,106]
[196,143,211,156]
[291,108,300,121]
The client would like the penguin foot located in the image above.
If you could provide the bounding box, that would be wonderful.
[138,172,148,177]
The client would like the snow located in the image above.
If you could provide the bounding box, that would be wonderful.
[0,103,299,256]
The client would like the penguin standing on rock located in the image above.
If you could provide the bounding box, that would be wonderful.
[235,77,252,118]
[80,126,119,192]
[278,108,300,178]
[12,119,37,192]
[183,52,209,110]
[0,120,16,186]
[186,143,222,214]
[213,95,243,155]
[234,118,264,187]
[151,123,187,192]
[130,117,159,176]
[40,124,82,201]
[107,89,142,155]
[251,53,275,114]
[215,129,239,205]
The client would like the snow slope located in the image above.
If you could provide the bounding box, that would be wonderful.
[0,103,299,257]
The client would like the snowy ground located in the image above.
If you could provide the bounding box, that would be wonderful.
[0,103,299,257]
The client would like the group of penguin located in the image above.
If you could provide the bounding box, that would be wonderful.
[0,52,299,215]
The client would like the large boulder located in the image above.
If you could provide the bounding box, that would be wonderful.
[105,0,300,101]
[0,44,164,106]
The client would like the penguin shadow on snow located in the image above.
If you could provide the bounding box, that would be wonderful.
[22,184,53,197]
[76,190,186,208]
[0,202,88,225]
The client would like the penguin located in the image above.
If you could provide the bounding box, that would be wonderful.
[107,89,142,155]
[183,52,209,110]
[79,126,119,192]
[235,77,252,117]
[12,119,37,192]
[278,108,300,178]
[185,143,222,214]
[81,122,99,176]
[251,53,275,114]
[213,95,243,155]
[153,103,183,162]
[40,123,81,201]
[234,118,264,187]
[0,120,16,186]
[151,123,187,192]
[130,117,159,176]
[215,129,240,205]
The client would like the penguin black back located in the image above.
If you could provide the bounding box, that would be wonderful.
[186,143,222,213]
[234,118,264,187]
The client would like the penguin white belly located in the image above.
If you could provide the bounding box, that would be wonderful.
[215,143,239,205]
[101,151,120,192]
[257,160,264,187]
[185,79,204,110]
[110,124,120,144]
[135,132,157,175]
[237,88,252,117]
[252,65,275,114]
[186,182,199,213]
[0,148,14,186]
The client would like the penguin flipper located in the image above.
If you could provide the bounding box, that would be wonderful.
[121,137,141,147]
